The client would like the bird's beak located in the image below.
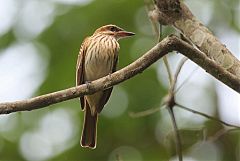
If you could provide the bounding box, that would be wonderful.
[117,31,135,37]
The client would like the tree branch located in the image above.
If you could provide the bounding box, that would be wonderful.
[167,107,183,161]
[0,36,175,114]
[153,0,240,77]
[175,103,240,129]
[0,35,239,114]
[145,0,173,85]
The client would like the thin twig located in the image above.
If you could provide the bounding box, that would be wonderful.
[163,56,173,85]
[145,0,173,85]
[144,0,159,37]
[164,57,188,161]
[167,107,183,161]
[129,101,240,129]
[171,57,188,92]
[208,128,240,142]
[129,105,165,118]
[175,103,240,129]
[159,23,163,42]
[160,26,173,85]
[175,67,198,93]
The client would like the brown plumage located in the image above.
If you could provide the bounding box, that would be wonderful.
[76,24,134,149]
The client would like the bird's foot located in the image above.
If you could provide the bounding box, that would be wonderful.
[85,81,92,89]
[107,73,112,79]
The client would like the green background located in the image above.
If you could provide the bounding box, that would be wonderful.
[0,0,239,161]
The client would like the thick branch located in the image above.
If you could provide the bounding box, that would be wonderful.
[173,37,240,92]
[0,35,239,114]
[0,36,175,114]
[154,0,240,77]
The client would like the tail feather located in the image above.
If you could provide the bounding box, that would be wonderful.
[81,105,98,149]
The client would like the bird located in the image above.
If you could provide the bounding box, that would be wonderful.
[76,24,135,149]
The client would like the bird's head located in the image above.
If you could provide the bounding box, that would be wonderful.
[94,24,135,40]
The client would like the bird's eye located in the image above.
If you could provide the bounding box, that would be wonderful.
[110,26,116,32]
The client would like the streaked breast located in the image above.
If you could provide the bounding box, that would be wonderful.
[85,34,120,81]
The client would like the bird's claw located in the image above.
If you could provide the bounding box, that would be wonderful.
[86,81,92,89]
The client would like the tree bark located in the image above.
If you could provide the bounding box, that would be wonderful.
[154,0,240,77]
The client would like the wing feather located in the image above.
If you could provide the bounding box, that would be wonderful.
[97,55,118,113]
[76,37,90,110]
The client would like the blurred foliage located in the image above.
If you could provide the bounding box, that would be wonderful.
[0,0,239,161]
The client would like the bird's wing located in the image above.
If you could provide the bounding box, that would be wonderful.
[97,55,118,113]
[76,37,89,110]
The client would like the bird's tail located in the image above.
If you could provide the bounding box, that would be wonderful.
[81,104,98,149]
